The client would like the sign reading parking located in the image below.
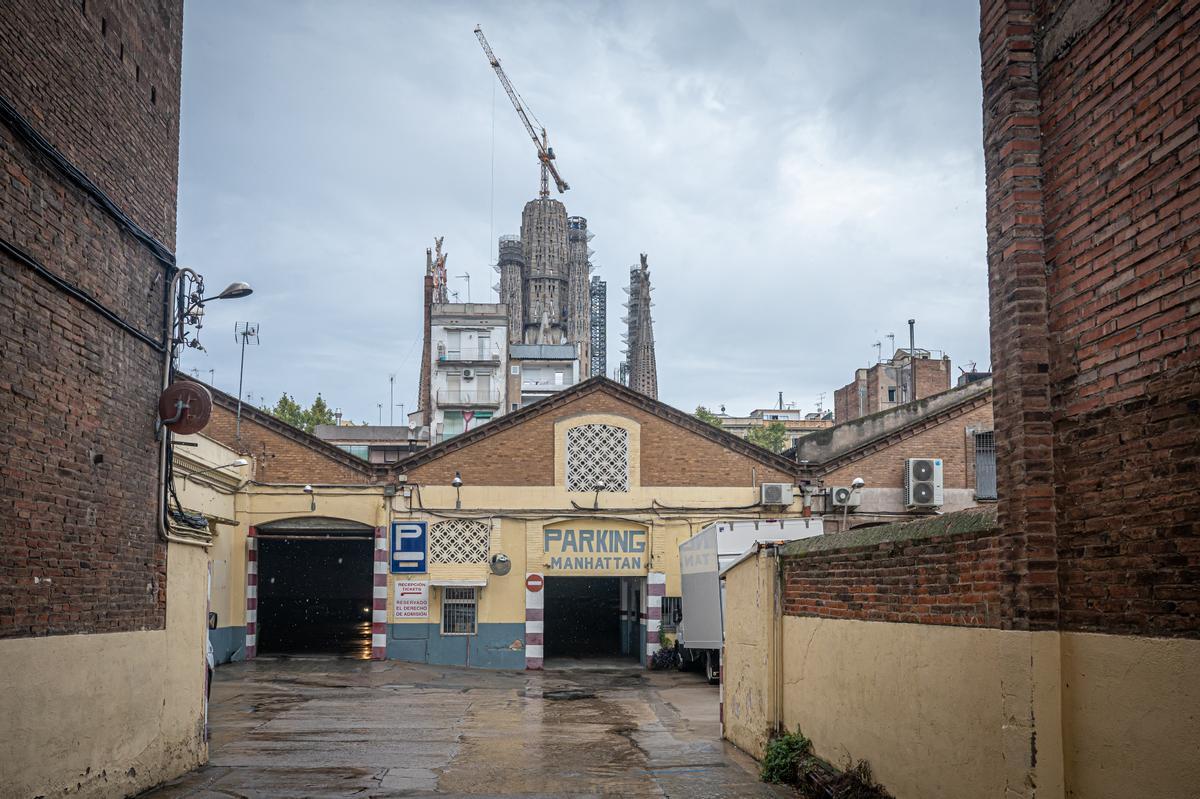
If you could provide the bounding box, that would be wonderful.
[390,521,427,574]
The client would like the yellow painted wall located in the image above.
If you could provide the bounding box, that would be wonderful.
[0,542,209,799]
[1061,632,1200,799]
[720,578,1200,799]
[175,433,249,639]
[721,550,778,759]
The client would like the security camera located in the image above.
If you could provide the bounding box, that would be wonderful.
[851,477,865,488]
[303,484,314,493]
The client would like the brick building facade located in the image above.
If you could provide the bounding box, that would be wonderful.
[833,351,953,423]
[0,0,182,638]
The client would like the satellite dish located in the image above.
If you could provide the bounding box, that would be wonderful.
[489,553,511,576]
[158,380,213,435]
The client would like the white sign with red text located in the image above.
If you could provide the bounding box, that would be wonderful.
[393,579,429,620]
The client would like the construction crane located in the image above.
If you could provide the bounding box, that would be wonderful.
[474,24,569,199]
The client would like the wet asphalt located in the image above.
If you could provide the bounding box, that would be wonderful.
[142,656,794,798]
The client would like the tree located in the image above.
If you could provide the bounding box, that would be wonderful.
[746,421,789,454]
[268,393,306,429]
[694,405,724,428]
[266,393,337,434]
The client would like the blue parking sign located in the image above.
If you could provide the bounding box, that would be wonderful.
[390,521,427,574]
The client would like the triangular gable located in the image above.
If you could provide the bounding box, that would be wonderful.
[395,377,801,487]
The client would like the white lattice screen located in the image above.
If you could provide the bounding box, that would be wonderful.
[566,424,630,492]
[429,519,491,564]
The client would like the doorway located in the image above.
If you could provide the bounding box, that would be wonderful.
[543,576,630,661]
[257,530,373,658]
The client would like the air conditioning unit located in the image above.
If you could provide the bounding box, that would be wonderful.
[462,368,475,380]
[905,458,944,507]
[829,486,862,507]
[760,483,794,506]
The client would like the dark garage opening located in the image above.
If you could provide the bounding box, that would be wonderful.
[258,533,373,658]
[544,576,626,659]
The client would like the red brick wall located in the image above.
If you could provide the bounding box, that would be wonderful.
[205,401,379,485]
[0,1,183,638]
[406,387,796,487]
[1037,0,1200,637]
[981,0,1199,636]
[782,517,1004,627]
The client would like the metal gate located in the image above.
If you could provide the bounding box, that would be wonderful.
[975,431,997,499]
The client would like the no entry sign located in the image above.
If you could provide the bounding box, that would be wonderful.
[525,574,544,593]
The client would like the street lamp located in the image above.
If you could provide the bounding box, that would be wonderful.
[183,458,248,485]
[452,471,463,509]
[200,282,254,303]
[593,479,607,510]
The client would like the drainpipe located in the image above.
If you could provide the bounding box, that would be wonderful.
[157,266,212,549]
[772,546,784,735]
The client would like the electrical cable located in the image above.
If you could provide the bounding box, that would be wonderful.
[0,93,176,268]
[0,235,166,352]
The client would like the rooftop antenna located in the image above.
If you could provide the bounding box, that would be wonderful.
[389,374,396,425]
[233,322,260,438]
[457,273,472,303]
[816,392,826,414]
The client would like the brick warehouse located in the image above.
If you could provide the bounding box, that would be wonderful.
[721,1,1199,797]
[0,2,217,798]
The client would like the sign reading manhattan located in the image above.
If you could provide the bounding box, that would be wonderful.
[542,520,648,574]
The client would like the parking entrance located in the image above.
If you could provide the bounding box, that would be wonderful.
[257,527,374,658]
[543,576,626,659]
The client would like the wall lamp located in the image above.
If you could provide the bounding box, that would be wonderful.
[182,458,248,485]
[593,480,608,510]
[842,476,865,532]
[303,483,316,512]
[198,282,254,304]
[452,471,463,509]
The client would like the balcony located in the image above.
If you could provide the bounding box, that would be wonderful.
[436,389,501,408]
[437,345,502,364]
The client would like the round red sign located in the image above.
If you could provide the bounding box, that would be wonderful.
[525,574,544,593]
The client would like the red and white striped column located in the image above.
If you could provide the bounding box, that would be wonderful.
[525,572,545,670]
[244,526,257,660]
[372,526,389,660]
[646,571,666,664]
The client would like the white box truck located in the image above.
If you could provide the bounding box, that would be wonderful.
[676,517,823,683]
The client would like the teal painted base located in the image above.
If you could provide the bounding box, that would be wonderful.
[209,625,247,665]
[386,623,525,670]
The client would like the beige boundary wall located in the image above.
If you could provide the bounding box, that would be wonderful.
[722,551,1200,799]
[0,542,209,799]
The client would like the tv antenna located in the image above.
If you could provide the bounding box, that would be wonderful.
[234,322,260,438]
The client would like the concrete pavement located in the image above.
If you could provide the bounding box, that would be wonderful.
[142,656,792,798]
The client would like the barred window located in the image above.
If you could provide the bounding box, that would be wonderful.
[429,519,490,564]
[441,587,477,635]
[566,424,629,492]
[661,597,682,633]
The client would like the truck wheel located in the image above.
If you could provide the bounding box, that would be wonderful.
[705,651,719,685]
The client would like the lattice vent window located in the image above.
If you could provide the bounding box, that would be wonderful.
[429,519,491,564]
[566,424,630,492]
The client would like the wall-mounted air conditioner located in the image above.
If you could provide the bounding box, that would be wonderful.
[760,483,794,506]
[829,486,862,507]
[905,458,944,507]
[462,368,475,380]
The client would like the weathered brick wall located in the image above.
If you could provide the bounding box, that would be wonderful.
[406,385,796,487]
[1037,0,1199,637]
[822,401,994,490]
[981,0,1200,637]
[205,400,379,485]
[0,1,183,638]
[912,357,953,401]
[781,510,1004,627]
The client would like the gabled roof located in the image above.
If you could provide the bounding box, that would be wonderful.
[201,381,381,477]
[390,376,802,477]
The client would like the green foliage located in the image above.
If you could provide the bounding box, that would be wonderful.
[747,421,789,453]
[761,728,812,784]
[694,405,724,428]
[266,392,337,434]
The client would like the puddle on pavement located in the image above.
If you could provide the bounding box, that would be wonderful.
[542,688,596,701]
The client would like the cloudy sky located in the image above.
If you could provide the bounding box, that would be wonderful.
[178,0,988,423]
